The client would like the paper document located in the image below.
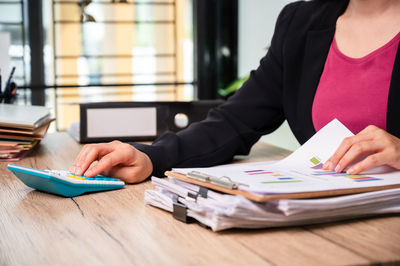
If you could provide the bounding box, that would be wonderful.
[145,176,400,231]
[172,119,400,194]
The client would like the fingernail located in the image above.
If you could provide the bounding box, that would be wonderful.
[323,161,330,170]
[347,167,355,175]
[69,166,75,173]
[84,170,92,177]
[75,166,81,174]
[346,166,357,175]
[335,164,341,173]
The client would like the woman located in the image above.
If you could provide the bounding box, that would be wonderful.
[71,0,400,182]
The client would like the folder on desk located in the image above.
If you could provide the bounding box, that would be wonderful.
[164,119,400,202]
[79,100,224,143]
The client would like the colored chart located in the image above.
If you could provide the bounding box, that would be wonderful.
[244,169,302,184]
[309,157,382,182]
[244,170,273,175]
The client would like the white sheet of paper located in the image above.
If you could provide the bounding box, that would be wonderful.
[172,119,400,194]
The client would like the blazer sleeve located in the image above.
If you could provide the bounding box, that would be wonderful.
[132,2,301,177]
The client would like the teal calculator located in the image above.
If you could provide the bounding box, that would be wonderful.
[7,164,125,197]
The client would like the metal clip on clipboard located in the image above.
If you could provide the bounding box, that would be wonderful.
[187,171,249,190]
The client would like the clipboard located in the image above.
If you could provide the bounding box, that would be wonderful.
[165,170,400,202]
[164,120,400,202]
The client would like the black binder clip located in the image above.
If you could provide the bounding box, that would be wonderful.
[172,201,189,223]
[172,195,194,223]
[186,187,208,202]
[198,187,208,198]
[186,192,198,201]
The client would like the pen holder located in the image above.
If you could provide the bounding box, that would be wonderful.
[1,81,17,104]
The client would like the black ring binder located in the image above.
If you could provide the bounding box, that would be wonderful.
[79,100,224,143]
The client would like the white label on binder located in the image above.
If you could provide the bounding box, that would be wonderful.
[87,107,157,137]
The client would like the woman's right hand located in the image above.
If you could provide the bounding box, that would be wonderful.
[70,140,153,183]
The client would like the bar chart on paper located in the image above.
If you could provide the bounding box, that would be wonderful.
[308,156,383,183]
[243,169,302,184]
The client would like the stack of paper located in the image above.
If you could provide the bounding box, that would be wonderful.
[145,119,400,231]
[145,177,400,231]
[0,104,53,161]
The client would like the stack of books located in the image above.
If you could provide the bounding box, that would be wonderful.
[0,104,54,161]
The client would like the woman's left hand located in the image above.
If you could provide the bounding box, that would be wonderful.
[323,125,400,174]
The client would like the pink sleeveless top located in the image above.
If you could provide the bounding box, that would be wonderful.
[312,32,400,134]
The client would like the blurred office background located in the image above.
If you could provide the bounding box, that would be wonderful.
[0,0,299,150]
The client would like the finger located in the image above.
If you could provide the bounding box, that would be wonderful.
[103,166,145,183]
[84,151,126,177]
[346,153,385,174]
[75,144,113,175]
[358,125,379,135]
[73,141,122,173]
[324,133,374,170]
[71,144,92,172]
[334,140,382,173]
[323,125,380,170]
[72,145,98,175]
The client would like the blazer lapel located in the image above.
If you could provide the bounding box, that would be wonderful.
[295,0,349,143]
[296,28,335,143]
[386,44,400,137]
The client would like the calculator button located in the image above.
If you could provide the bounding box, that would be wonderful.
[67,174,85,180]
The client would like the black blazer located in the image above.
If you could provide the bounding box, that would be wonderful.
[134,0,400,177]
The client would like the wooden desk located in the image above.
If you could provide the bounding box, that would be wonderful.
[1,133,399,265]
